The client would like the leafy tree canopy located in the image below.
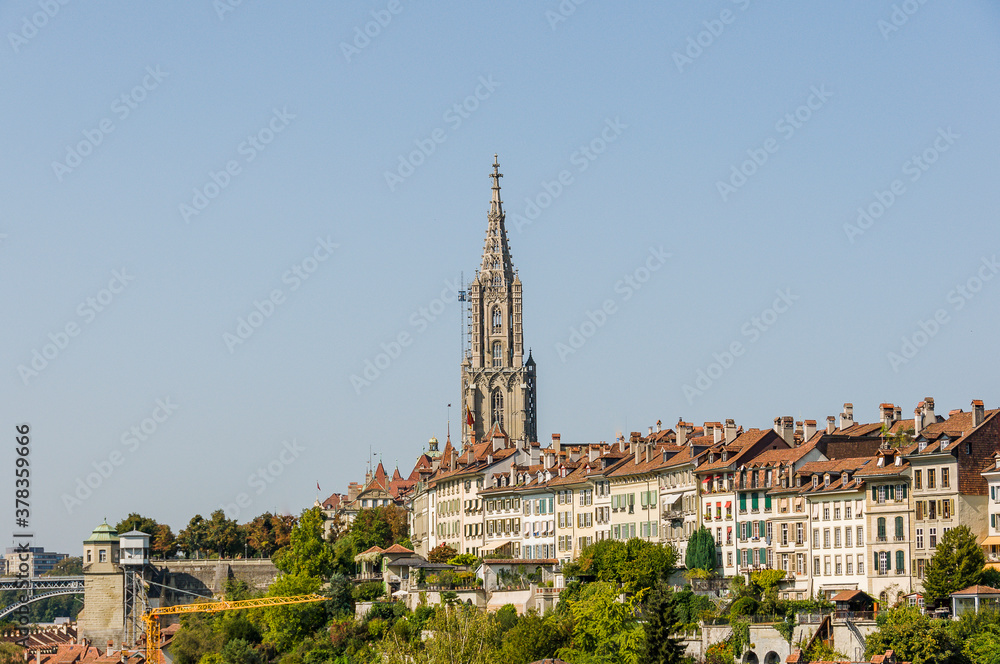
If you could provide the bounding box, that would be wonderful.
[427,544,457,563]
[922,525,985,607]
[273,507,336,580]
[685,526,717,573]
[570,538,678,595]
[43,557,82,576]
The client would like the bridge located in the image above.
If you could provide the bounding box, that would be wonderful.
[0,577,85,620]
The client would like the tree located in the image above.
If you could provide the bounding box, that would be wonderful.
[685,526,716,572]
[642,584,686,664]
[273,507,336,579]
[0,643,25,664]
[242,513,293,558]
[375,603,502,664]
[170,613,223,664]
[865,606,961,664]
[499,612,568,664]
[253,573,325,652]
[558,581,646,664]
[448,553,480,567]
[923,525,985,607]
[570,539,678,595]
[177,515,209,559]
[116,512,159,535]
[43,557,82,576]
[220,638,263,664]
[204,510,242,557]
[152,523,178,558]
[350,508,394,552]
[428,544,457,563]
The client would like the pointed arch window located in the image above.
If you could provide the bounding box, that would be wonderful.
[492,272,501,286]
[492,341,502,367]
[492,306,502,332]
[492,389,504,428]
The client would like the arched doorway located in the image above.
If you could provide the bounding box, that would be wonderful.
[743,651,759,664]
[765,651,781,664]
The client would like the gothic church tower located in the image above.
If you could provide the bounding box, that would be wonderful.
[461,156,537,445]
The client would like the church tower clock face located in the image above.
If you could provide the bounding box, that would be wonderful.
[460,155,536,446]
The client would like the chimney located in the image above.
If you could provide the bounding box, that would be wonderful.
[923,397,936,425]
[825,415,836,434]
[704,422,716,441]
[677,420,693,446]
[714,427,723,444]
[894,405,901,422]
[648,426,653,436]
[973,400,986,428]
[656,419,662,432]
[774,416,794,445]
[724,419,737,444]
[552,433,561,455]
[589,445,600,462]
[839,403,854,430]
[880,403,896,428]
[631,432,642,463]
[804,419,817,440]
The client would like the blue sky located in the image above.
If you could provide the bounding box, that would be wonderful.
[2,1,999,554]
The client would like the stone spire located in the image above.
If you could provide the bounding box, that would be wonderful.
[479,154,515,287]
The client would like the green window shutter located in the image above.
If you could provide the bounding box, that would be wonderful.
[874,551,879,568]
[765,494,772,509]
[895,517,903,538]
[872,486,878,501]
[752,493,759,510]
[896,550,904,571]
[878,518,885,538]
[740,494,747,511]
[760,520,765,538]
[760,547,766,563]
[901,484,908,499]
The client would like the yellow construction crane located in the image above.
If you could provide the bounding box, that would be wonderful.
[142,594,326,664]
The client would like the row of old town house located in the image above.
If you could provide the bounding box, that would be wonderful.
[320,397,1000,604]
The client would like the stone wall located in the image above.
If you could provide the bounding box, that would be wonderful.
[158,559,280,598]
[79,572,124,646]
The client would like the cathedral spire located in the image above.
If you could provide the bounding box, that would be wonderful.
[479,154,514,285]
[490,154,503,217]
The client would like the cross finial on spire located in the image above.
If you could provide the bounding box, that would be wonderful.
[489,154,503,216]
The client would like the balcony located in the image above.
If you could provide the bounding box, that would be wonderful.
[664,510,685,521]
[894,536,905,542]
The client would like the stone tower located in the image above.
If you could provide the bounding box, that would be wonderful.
[79,521,125,647]
[461,155,537,445]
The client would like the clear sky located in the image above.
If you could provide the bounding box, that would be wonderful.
[2,2,999,555]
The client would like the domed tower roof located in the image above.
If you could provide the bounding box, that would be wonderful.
[84,521,119,544]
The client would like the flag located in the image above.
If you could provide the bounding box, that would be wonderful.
[316,481,321,492]
[466,408,474,427]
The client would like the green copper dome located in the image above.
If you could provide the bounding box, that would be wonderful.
[84,521,120,544]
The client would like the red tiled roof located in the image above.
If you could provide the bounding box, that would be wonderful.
[952,584,1000,595]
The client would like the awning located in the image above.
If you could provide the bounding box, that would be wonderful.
[661,492,683,506]
[980,535,1000,546]
[725,501,732,508]
[480,540,513,553]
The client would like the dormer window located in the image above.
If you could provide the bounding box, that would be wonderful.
[722,450,728,462]
[796,476,802,488]
[918,440,927,452]
[812,475,818,489]
[842,472,849,485]
[824,474,830,488]
[895,456,902,466]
